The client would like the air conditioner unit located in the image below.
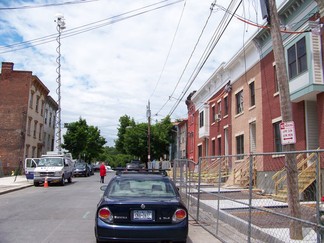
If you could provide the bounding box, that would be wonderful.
[215,113,221,121]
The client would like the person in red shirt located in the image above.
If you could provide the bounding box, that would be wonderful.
[99,162,107,183]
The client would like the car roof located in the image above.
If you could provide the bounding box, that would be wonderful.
[115,171,169,179]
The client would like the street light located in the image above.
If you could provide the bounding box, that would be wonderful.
[54,13,66,153]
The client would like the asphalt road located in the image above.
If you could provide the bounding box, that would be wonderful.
[0,172,218,243]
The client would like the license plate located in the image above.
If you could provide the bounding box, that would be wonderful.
[132,210,153,221]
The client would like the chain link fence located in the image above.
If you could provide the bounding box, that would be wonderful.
[172,149,324,243]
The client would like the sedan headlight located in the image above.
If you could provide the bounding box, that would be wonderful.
[54,171,63,176]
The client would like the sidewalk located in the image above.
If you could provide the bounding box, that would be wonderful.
[0,175,33,195]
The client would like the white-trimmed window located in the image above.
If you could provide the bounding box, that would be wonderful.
[273,121,283,152]
[236,134,244,160]
[199,111,204,128]
[236,90,243,114]
[287,36,307,79]
[249,81,255,107]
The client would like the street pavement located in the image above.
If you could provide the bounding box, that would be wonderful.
[0,175,221,243]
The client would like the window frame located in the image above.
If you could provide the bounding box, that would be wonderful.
[287,36,307,80]
[236,90,244,114]
[236,134,244,160]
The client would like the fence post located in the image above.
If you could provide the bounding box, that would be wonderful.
[316,151,321,242]
[196,157,202,221]
[216,157,222,235]
[248,155,253,243]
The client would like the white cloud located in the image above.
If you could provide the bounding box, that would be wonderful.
[0,0,270,146]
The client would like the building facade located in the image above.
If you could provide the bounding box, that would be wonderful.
[0,62,57,175]
[179,0,323,167]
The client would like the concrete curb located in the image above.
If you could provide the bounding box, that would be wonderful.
[0,184,33,195]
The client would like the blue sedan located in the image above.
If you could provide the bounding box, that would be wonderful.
[94,172,188,242]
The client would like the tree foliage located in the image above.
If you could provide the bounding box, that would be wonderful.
[62,118,106,162]
[115,115,135,153]
[98,146,133,168]
[117,115,174,162]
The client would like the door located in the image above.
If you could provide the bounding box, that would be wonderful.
[24,158,40,179]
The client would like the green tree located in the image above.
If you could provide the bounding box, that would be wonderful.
[118,115,174,162]
[124,123,148,162]
[115,115,135,153]
[151,116,174,160]
[62,118,106,162]
[98,146,133,168]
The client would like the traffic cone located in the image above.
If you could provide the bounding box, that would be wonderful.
[44,177,49,188]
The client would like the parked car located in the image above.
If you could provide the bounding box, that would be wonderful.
[105,165,114,173]
[126,160,145,171]
[33,152,73,186]
[88,164,94,175]
[73,163,90,177]
[93,162,101,172]
[94,171,188,242]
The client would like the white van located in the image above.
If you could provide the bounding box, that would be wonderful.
[33,152,74,186]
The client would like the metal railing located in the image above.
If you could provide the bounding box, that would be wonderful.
[172,150,324,243]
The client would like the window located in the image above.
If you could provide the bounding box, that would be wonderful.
[29,91,34,108]
[198,144,202,159]
[217,101,221,115]
[249,82,255,107]
[273,64,279,93]
[212,139,216,156]
[41,101,45,116]
[33,121,38,138]
[39,124,43,141]
[287,37,307,79]
[236,90,243,114]
[217,137,221,155]
[35,96,40,112]
[224,96,228,116]
[273,121,283,152]
[27,117,32,136]
[199,111,204,128]
[49,112,52,127]
[44,109,48,124]
[236,135,244,160]
[211,105,216,122]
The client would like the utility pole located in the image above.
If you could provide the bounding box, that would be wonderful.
[147,100,151,164]
[267,0,302,239]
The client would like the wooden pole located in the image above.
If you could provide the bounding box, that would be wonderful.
[268,0,302,239]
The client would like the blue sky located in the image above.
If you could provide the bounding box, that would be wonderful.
[0,0,271,146]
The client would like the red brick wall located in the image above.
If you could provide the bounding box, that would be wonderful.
[261,52,281,153]
[0,63,32,175]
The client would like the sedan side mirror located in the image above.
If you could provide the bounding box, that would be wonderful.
[100,185,107,191]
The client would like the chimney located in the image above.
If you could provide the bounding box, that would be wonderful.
[1,62,14,74]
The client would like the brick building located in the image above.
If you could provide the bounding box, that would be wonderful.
[0,62,57,175]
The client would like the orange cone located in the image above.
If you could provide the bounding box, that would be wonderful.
[44,177,49,188]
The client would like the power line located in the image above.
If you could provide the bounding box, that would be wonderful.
[0,0,99,10]
[168,0,242,116]
[149,0,187,100]
[154,0,217,117]
[0,0,184,54]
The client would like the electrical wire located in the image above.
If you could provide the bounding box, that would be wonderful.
[149,0,187,100]
[0,0,184,54]
[154,0,217,117]
[168,0,242,116]
[0,0,99,10]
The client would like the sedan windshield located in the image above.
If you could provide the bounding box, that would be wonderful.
[38,158,63,167]
[107,179,176,198]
